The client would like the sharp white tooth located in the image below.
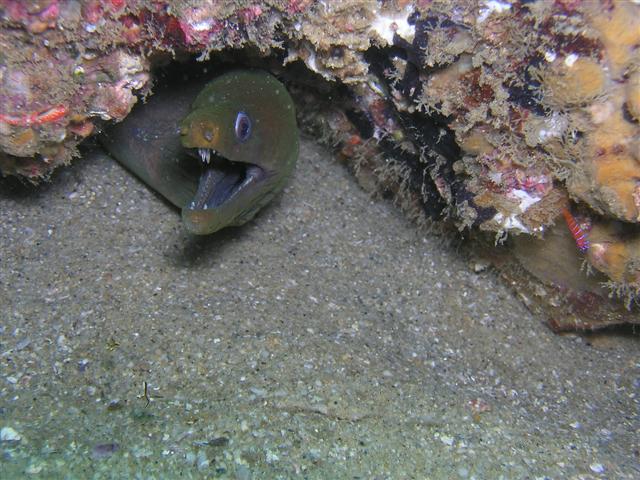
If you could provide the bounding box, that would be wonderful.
[198,148,212,163]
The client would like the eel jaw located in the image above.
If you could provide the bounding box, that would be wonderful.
[182,147,267,234]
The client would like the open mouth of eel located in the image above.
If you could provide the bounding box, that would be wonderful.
[185,147,266,211]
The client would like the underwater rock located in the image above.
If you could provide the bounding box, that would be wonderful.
[1,0,639,327]
[506,221,638,331]
[587,221,640,302]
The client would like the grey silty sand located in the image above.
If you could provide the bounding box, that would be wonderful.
[0,140,638,478]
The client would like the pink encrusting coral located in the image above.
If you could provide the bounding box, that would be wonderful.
[1,0,152,176]
[1,0,639,327]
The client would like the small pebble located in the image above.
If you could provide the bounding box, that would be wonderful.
[472,261,489,273]
[249,387,266,398]
[440,435,454,446]
[265,450,279,463]
[78,359,90,372]
[91,443,119,460]
[590,463,605,473]
[107,400,123,412]
[25,462,44,474]
[132,446,152,458]
[306,449,321,462]
[207,436,229,447]
[598,428,612,439]
[185,451,196,464]
[235,463,252,480]
[196,450,209,470]
[1,426,21,442]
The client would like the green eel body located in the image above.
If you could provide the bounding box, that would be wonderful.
[101,70,299,234]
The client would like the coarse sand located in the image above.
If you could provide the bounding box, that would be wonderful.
[1,140,638,478]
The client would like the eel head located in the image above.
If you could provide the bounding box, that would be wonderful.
[179,71,298,235]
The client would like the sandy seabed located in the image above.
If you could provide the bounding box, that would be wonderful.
[1,139,638,478]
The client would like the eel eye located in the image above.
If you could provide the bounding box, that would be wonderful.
[234,111,252,143]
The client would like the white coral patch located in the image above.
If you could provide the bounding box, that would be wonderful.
[589,100,616,125]
[306,49,318,73]
[491,188,542,233]
[191,19,214,32]
[285,44,335,81]
[492,212,529,233]
[536,112,567,143]
[509,189,541,212]
[564,53,579,67]
[488,171,502,183]
[116,52,149,89]
[371,7,415,45]
[477,0,511,23]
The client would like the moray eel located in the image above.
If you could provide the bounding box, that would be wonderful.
[101,70,298,234]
